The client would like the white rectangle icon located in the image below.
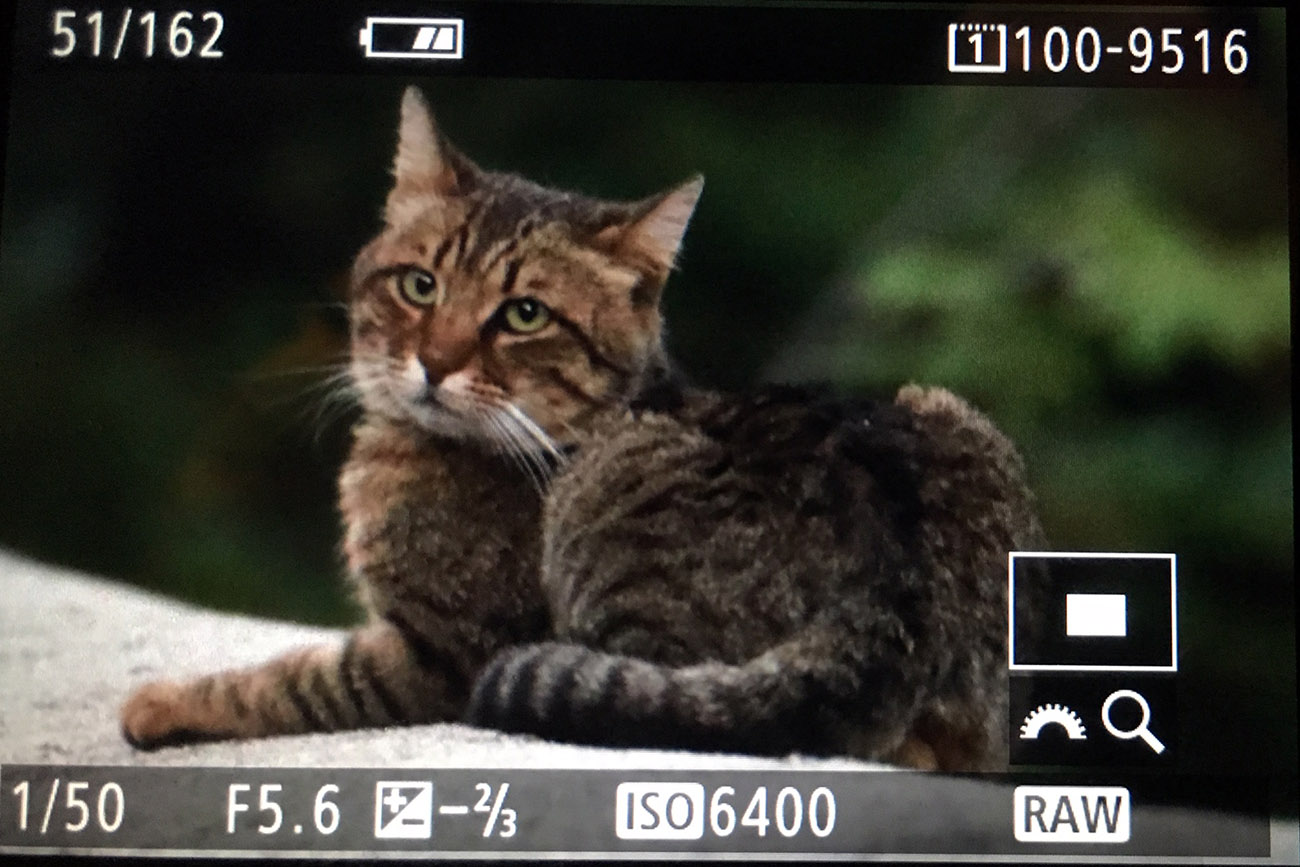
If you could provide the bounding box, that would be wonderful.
[1008,551,1177,672]
[1066,593,1127,636]
[1014,786,1130,843]
[615,783,705,840]
[358,17,464,60]
[374,781,433,839]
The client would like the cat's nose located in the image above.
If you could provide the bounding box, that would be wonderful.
[421,350,478,385]
[419,317,479,384]
[421,354,466,386]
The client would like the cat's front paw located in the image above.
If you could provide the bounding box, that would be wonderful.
[120,681,207,750]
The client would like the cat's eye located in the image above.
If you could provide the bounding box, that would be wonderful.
[397,269,439,307]
[500,298,552,334]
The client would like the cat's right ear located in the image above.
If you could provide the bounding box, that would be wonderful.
[386,87,478,225]
[595,175,704,279]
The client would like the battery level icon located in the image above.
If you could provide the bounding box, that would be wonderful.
[359,17,465,60]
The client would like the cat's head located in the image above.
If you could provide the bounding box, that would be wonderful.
[349,87,701,458]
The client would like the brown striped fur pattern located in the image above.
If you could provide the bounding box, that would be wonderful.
[121,88,1043,769]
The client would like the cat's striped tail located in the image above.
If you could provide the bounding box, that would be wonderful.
[463,630,917,757]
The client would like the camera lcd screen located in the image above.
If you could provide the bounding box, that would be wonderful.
[0,2,1292,861]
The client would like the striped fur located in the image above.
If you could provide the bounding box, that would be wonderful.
[122,89,1043,770]
[465,384,1043,769]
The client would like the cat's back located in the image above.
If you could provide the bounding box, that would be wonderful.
[549,382,1038,553]
[892,383,1042,552]
[540,383,1041,668]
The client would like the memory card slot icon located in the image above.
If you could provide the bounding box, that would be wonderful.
[359,17,464,60]
[947,23,1007,73]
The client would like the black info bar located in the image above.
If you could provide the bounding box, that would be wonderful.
[10,1,1267,86]
[0,765,1276,859]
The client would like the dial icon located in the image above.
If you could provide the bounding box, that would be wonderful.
[1019,703,1088,740]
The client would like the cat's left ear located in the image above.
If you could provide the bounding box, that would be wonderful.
[597,176,704,276]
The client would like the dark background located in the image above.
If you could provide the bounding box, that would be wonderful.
[0,64,1291,777]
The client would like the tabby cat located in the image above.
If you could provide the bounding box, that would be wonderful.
[120,87,1044,770]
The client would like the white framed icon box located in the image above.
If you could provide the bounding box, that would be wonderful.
[1008,552,1177,673]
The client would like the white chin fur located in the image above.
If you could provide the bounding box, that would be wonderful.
[402,401,483,440]
[354,359,488,442]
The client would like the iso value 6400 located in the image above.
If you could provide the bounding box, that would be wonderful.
[615,782,836,841]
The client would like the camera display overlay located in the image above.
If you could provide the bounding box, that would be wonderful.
[0,1,1293,861]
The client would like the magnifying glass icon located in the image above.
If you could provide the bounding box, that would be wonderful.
[1101,689,1165,754]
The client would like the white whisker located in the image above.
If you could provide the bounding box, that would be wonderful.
[477,407,548,495]
[248,359,352,382]
[503,402,566,464]
[499,411,552,491]
[300,370,368,443]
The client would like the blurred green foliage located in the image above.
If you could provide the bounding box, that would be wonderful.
[0,35,1290,777]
